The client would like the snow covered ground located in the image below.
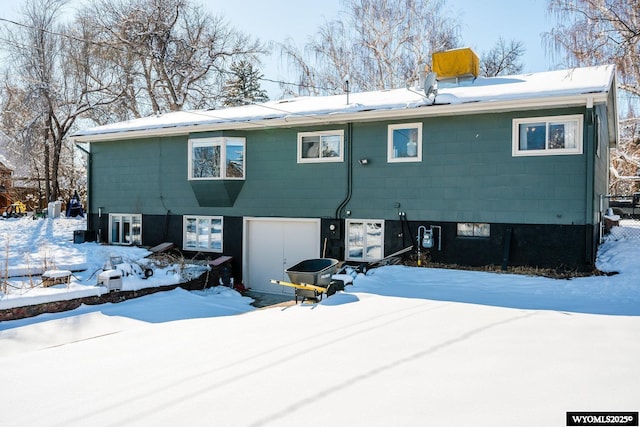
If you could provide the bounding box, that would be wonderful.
[1,217,639,426]
[0,217,199,309]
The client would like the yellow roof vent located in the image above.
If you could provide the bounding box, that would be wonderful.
[432,47,480,80]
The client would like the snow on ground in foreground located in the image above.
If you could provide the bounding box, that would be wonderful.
[0,217,191,309]
[1,293,638,427]
[0,217,639,426]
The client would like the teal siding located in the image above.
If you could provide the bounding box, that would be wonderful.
[233,127,347,217]
[344,108,588,224]
[92,127,348,218]
[92,136,194,214]
[594,105,611,216]
[90,107,592,225]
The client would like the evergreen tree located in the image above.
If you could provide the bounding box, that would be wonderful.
[222,61,269,107]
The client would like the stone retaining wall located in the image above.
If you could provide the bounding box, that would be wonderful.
[0,272,216,322]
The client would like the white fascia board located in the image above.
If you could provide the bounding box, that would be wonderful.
[607,74,619,148]
[69,92,609,143]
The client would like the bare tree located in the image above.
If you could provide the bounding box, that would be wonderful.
[0,0,269,204]
[546,0,640,97]
[611,115,640,194]
[545,0,640,193]
[78,0,268,120]
[0,0,111,203]
[0,83,48,206]
[480,38,525,77]
[279,0,460,96]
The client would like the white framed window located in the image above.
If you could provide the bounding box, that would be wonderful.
[109,213,142,245]
[345,219,384,262]
[457,223,490,238]
[512,115,583,156]
[388,123,422,162]
[297,130,344,163]
[183,215,223,252]
[188,137,245,180]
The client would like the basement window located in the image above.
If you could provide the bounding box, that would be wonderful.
[387,123,422,162]
[183,215,223,252]
[297,130,344,163]
[109,213,142,245]
[512,115,583,156]
[188,137,245,180]
[345,219,384,262]
[457,223,490,238]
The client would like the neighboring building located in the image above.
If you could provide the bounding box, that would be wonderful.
[71,52,618,295]
[0,161,12,209]
[0,152,43,212]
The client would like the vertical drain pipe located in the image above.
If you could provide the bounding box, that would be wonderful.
[158,139,171,242]
[585,105,596,265]
[75,143,92,230]
[335,122,353,219]
[501,226,512,271]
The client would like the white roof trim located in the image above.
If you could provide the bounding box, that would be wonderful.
[71,93,609,143]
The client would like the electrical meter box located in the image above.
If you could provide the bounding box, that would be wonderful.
[422,229,434,248]
[98,269,123,292]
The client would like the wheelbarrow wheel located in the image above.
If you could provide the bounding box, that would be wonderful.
[326,279,344,297]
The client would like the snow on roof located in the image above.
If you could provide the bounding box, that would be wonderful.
[72,65,616,140]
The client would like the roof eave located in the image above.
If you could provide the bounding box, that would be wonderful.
[607,73,619,148]
[69,92,610,143]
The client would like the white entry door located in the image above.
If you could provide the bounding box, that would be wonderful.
[243,218,320,294]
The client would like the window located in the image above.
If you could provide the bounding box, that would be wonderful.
[512,115,583,156]
[346,219,384,261]
[183,215,223,252]
[188,137,245,180]
[457,223,490,238]
[109,214,142,245]
[297,130,344,163]
[388,123,422,162]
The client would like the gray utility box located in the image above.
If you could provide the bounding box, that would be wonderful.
[97,270,123,292]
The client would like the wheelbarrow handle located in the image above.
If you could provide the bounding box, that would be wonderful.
[270,280,327,294]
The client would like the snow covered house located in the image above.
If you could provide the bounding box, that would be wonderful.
[71,56,618,293]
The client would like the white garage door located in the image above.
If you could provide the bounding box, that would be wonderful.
[243,218,321,295]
